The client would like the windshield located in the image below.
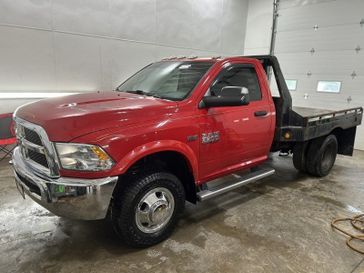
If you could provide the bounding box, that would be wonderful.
[116,61,213,101]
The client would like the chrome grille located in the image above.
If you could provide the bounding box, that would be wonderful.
[23,127,42,145]
[28,149,49,168]
[15,117,60,177]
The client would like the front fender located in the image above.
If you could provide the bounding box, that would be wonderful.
[110,140,199,180]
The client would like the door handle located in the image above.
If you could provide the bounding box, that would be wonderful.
[254,110,268,117]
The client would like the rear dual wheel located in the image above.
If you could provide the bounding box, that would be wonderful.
[292,142,308,173]
[293,134,338,177]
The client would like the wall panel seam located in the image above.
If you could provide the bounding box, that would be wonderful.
[0,23,223,54]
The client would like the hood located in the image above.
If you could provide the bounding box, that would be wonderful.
[15,91,178,142]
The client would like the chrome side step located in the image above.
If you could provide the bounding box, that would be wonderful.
[197,167,275,201]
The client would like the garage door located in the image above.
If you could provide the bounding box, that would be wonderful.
[273,0,364,150]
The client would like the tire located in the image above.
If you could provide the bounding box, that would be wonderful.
[111,171,185,247]
[292,142,309,173]
[306,134,338,177]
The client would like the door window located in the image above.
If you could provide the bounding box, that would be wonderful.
[209,65,262,101]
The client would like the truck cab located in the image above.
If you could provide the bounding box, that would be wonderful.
[12,55,362,247]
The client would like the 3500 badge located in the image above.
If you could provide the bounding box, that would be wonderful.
[202,131,220,144]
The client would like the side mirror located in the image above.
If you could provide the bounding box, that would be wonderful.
[201,86,250,108]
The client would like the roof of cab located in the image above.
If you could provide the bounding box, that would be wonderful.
[160,55,259,63]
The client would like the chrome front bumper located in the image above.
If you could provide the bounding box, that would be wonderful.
[12,147,118,220]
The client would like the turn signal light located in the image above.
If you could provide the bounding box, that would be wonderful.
[284,131,292,139]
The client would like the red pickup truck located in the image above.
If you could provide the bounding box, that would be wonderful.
[12,56,363,247]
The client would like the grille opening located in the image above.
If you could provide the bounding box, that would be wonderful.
[28,149,49,168]
[16,121,57,176]
[24,127,42,145]
[16,171,41,196]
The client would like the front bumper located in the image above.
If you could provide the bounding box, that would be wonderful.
[12,147,118,220]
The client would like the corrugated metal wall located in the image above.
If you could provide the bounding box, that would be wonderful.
[0,0,249,112]
[274,0,364,150]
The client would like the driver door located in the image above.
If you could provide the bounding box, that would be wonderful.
[198,63,272,180]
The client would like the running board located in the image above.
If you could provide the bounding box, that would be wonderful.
[197,167,275,202]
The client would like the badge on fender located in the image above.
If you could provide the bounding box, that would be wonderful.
[202,131,220,144]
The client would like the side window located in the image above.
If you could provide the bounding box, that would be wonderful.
[210,65,262,101]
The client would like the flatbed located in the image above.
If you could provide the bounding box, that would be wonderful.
[279,106,363,152]
[252,55,363,156]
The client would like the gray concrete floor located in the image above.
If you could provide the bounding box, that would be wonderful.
[1,152,364,273]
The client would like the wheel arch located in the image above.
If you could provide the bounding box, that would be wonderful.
[112,141,198,203]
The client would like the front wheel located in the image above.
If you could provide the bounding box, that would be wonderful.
[111,171,185,247]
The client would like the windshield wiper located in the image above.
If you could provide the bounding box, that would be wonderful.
[126,90,163,98]
[126,90,149,95]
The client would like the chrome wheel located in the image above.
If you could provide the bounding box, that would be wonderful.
[135,187,175,233]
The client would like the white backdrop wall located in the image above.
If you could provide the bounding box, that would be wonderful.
[274,0,364,150]
[0,0,249,113]
[244,0,364,150]
[244,0,273,55]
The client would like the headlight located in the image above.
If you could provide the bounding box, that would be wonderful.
[55,143,114,171]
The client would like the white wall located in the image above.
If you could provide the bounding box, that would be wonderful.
[274,0,364,150]
[244,0,364,150]
[0,0,249,113]
[244,0,273,55]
